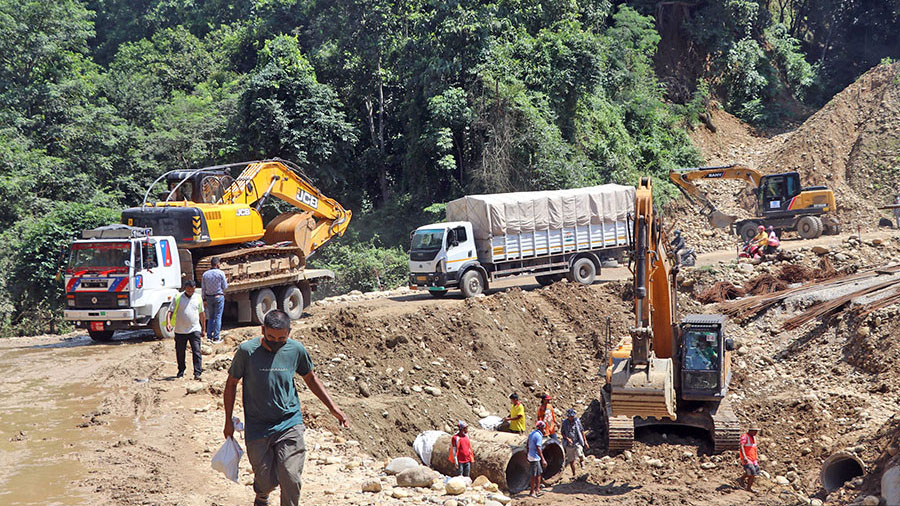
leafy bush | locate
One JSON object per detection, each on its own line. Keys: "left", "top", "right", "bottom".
{"left": 312, "top": 241, "right": 408, "bottom": 297}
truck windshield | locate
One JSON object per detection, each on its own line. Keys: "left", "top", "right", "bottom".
{"left": 683, "top": 330, "right": 719, "bottom": 371}
{"left": 411, "top": 229, "right": 445, "bottom": 250}
{"left": 68, "top": 242, "right": 131, "bottom": 273}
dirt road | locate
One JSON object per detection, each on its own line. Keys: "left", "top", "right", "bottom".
{"left": 1, "top": 228, "right": 897, "bottom": 505}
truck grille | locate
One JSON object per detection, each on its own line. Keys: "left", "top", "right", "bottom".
{"left": 73, "top": 293, "right": 119, "bottom": 309}
{"left": 410, "top": 249, "right": 439, "bottom": 261}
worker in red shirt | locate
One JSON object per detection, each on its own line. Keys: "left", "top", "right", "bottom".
{"left": 738, "top": 424, "right": 761, "bottom": 492}
{"left": 536, "top": 394, "right": 558, "bottom": 440}
{"left": 450, "top": 420, "right": 474, "bottom": 477}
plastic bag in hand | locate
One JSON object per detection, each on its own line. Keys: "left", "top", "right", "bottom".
{"left": 211, "top": 437, "right": 244, "bottom": 482}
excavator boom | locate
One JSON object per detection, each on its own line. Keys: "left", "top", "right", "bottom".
{"left": 669, "top": 164, "right": 762, "bottom": 228}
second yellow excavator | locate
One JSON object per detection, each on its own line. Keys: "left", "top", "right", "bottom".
{"left": 670, "top": 164, "right": 839, "bottom": 241}
{"left": 603, "top": 176, "right": 740, "bottom": 453}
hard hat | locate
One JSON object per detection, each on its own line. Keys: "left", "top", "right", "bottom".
{"left": 541, "top": 394, "right": 551, "bottom": 401}
{"left": 749, "top": 424, "right": 761, "bottom": 431}
{"left": 536, "top": 420, "right": 546, "bottom": 428}
{"left": 766, "top": 226, "right": 774, "bottom": 231}
{"left": 458, "top": 420, "right": 468, "bottom": 430}
{"left": 673, "top": 230, "right": 682, "bottom": 236}
{"left": 757, "top": 225, "right": 765, "bottom": 231}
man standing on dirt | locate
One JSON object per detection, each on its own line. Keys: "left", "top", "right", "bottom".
{"left": 561, "top": 408, "right": 588, "bottom": 477}
{"left": 223, "top": 310, "right": 349, "bottom": 506}
{"left": 450, "top": 421, "right": 474, "bottom": 477}
{"left": 537, "top": 394, "right": 557, "bottom": 440}
{"left": 202, "top": 257, "right": 227, "bottom": 343}
{"left": 738, "top": 425, "right": 761, "bottom": 492}
{"left": 165, "top": 279, "right": 205, "bottom": 379}
{"left": 504, "top": 393, "right": 526, "bottom": 434}
{"left": 893, "top": 195, "right": 900, "bottom": 229}
{"left": 527, "top": 420, "right": 548, "bottom": 498}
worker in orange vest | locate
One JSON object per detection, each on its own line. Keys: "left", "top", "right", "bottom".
{"left": 738, "top": 424, "right": 761, "bottom": 492}
{"left": 536, "top": 394, "right": 557, "bottom": 440}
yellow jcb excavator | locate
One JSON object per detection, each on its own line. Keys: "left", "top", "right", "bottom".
{"left": 603, "top": 177, "right": 740, "bottom": 453}
{"left": 670, "top": 164, "right": 839, "bottom": 242}
{"left": 121, "top": 159, "right": 351, "bottom": 322}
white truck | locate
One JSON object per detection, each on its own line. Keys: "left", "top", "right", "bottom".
{"left": 63, "top": 225, "right": 333, "bottom": 342}
{"left": 408, "top": 185, "right": 635, "bottom": 297}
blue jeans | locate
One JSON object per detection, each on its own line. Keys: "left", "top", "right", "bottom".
{"left": 206, "top": 294, "right": 225, "bottom": 341}
{"left": 457, "top": 462, "right": 470, "bottom": 477}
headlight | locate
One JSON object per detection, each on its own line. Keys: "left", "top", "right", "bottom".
{"left": 117, "top": 298, "right": 128, "bottom": 307}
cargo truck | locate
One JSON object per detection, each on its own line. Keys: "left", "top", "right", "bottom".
{"left": 408, "top": 185, "right": 635, "bottom": 297}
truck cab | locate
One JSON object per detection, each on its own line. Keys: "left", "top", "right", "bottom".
{"left": 408, "top": 222, "right": 479, "bottom": 296}
{"left": 63, "top": 225, "right": 181, "bottom": 342}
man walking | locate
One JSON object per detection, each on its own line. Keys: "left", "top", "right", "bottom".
{"left": 202, "top": 257, "right": 227, "bottom": 343}
{"left": 738, "top": 425, "right": 761, "bottom": 492}
{"left": 504, "top": 393, "right": 526, "bottom": 434}
{"left": 893, "top": 195, "right": 900, "bottom": 229}
{"left": 166, "top": 280, "right": 205, "bottom": 379}
{"left": 449, "top": 421, "right": 473, "bottom": 477}
{"left": 561, "top": 408, "right": 589, "bottom": 476}
{"left": 224, "top": 310, "right": 348, "bottom": 506}
{"left": 527, "top": 420, "right": 548, "bottom": 498}
{"left": 536, "top": 394, "right": 557, "bottom": 441}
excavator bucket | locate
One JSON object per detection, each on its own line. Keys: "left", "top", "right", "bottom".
{"left": 707, "top": 210, "right": 736, "bottom": 229}
{"left": 608, "top": 357, "right": 676, "bottom": 420}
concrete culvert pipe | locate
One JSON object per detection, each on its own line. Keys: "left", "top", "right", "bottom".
{"left": 820, "top": 451, "right": 866, "bottom": 492}
{"left": 430, "top": 429, "right": 565, "bottom": 493}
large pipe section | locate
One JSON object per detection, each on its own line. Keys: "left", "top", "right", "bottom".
{"left": 429, "top": 428, "right": 564, "bottom": 493}
{"left": 820, "top": 451, "right": 865, "bottom": 492}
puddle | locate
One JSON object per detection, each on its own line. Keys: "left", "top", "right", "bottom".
{"left": 0, "top": 342, "right": 138, "bottom": 504}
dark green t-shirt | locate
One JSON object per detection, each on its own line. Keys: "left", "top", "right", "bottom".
{"left": 228, "top": 337, "right": 314, "bottom": 441}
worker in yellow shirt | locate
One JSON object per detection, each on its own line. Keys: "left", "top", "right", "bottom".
{"left": 504, "top": 393, "right": 526, "bottom": 434}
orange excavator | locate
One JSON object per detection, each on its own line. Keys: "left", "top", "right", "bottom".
{"left": 603, "top": 177, "right": 740, "bottom": 453}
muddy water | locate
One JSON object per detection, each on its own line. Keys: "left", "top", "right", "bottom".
{"left": 0, "top": 335, "right": 138, "bottom": 505}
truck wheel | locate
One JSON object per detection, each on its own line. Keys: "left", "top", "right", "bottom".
{"left": 299, "top": 280, "right": 312, "bottom": 309}
{"left": 738, "top": 222, "right": 760, "bottom": 242}
{"left": 428, "top": 290, "right": 448, "bottom": 298}
{"left": 535, "top": 275, "right": 555, "bottom": 286}
{"left": 459, "top": 270, "right": 485, "bottom": 298}
{"left": 151, "top": 303, "right": 174, "bottom": 340}
{"left": 797, "top": 216, "right": 821, "bottom": 239}
{"left": 278, "top": 285, "right": 305, "bottom": 320}
{"left": 88, "top": 330, "right": 115, "bottom": 342}
{"left": 811, "top": 216, "right": 824, "bottom": 238}
{"left": 251, "top": 288, "right": 277, "bottom": 324}
{"left": 567, "top": 258, "right": 597, "bottom": 285}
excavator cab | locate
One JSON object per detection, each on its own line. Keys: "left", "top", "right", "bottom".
{"left": 757, "top": 173, "right": 801, "bottom": 215}
{"left": 679, "top": 314, "right": 733, "bottom": 402}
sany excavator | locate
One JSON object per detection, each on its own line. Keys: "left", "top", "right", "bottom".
{"left": 64, "top": 159, "right": 351, "bottom": 341}
{"left": 670, "top": 164, "right": 840, "bottom": 242}
{"left": 603, "top": 177, "right": 740, "bottom": 453}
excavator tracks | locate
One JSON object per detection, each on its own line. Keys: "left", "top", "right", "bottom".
{"left": 195, "top": 245, "right": 306, "bottom": 292}
{"left": 710, "top": 397, "right": 742, "bottom": 453}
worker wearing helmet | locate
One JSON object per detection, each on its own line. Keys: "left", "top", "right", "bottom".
{"left": 765, "top": 226, "right": 780, "bottom": 254}
{"left": 753, "top": 225, "right": 768, "bottom": 250}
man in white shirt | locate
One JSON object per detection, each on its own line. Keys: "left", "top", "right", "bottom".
{"left": 166, "top": 280, "right": 206, "bottom": 379}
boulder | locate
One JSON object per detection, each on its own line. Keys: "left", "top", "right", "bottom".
{"left": 391, "top": 488, "right": 409, "bottom": 499}
{"left": 385, "top": 457, "right": 419, "bottom": 475}
{"left": 811, "top": 246, "right": 830, "bottom": 255}
{"left": 445, "top": 476, "right": 467, "bottom": 495}
{"left": 883, "top": 466, "right": 900, "bottom": 506}
{"left": 396, "top": 465, "right": 439, "bottom": 488}
{"left": 361, "top": 480, "right": 382, "bottom": 493}
{"left": 861, "top": 495, "right": 880, "bottom": 506}
{"left": 488, "top": 493, "right": 512, "bottom": 504}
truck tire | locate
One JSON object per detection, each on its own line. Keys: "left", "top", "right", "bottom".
{"left": 535, "top": 275, "right": 555, "bottom": 286}
{"left": 459, "top": 270, "right": 485, "bottom": 298}
{"left": 567, "top": 258, "right": 597, "bottom": 285}
{"left": 151, "top": 303, "right": 174, "bottom": 340}
{"left": 278, "top": 285, "right": 304, "bottom": 320}
{"left": 88, "top": 330, "right": 115, "bottom": 342}
{"left": 811, "top": 216, "right": 824, "bottom": 238}
{"left": 299, "top": 280, "right": 312, "bottom": 309}
{"left": 251, "top": 288, "right": 277, "bottom": 324}
{"left": 797, "top": 216, "right": 821, "bottom": 239}
{"left": 738, "top": 222, "right": 760, "bottom": 243}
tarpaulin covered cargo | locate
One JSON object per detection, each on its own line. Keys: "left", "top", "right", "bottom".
{"left": 446, "top": 185, "right": 635, "bottom": 263}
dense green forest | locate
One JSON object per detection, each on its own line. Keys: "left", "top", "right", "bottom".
{"left": 1, "top": 0, "right": 897, "bottom": 335}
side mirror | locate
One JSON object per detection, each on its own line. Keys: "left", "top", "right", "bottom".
{"left": 125, "top": 260, "right": 132, "bottom": 267}
{"left": 724, "top": 338, "right": 735, "bottom": 352}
